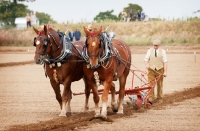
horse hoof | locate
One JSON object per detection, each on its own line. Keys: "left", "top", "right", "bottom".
{"left": 83, "top": 107, "right": 89, "bottom": 112}
{"left": 90, "top": 115, "right": 113, "bottom": 122}
{"left": 111, "top": 104, "right": 118, "bottom": 112}
{"left": 117, "top": 110, "right": 124, "bottom": 114}
{"left": 59, "top": 112, "right": 67, "bottom": 117}
{"left": 66, "top": 112, "right": 72, "bottom": 117}
{"left": 112, "top": 108, "right": 118, "bottom": 112}
{"left": 59, "top": 114, "right": 66, "bottom": 117}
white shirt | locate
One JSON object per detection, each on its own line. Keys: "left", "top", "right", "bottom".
{"left": 144, "top": 48, "right": 167, "bottom": 63}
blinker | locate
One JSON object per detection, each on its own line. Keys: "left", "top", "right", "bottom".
{"left": 36, "top": 40, "right": 40, "bottom": 45}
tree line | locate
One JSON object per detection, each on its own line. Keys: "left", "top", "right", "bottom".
{"left": 0, "top": 0, "right": 56, "bottom": 27}
{"left": 0, "top": 1, "right": 142, "bottom": 27}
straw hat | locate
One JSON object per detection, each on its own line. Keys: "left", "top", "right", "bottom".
{"left": 152, "top": 39, "right": 161, "bottom": 45}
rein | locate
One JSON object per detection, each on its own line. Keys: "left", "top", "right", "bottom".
{"left": 48, "top": 31, "right": 60, "bottom": 57}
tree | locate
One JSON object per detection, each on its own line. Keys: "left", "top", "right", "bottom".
{"left": 0, "top": 0, "right": 57, "bottom": 26}
{"left": 8, "top": 0, "right": 35, "bottom": 4}
{"left": 36, "top": 12, "right": 57, "bottom": 25}
{"left": 0, "top": 1, "right": 30, "bottom": 25}
{"left": 0, "top": 0, "right": 35, "bottom": 4}
{"left": 119, "top": 3, "right": 143, "bottom": 21}
{"left": 94, "top": 10, "right": 119, "bottom": 22}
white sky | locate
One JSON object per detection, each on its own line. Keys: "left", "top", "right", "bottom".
{"left": 22, "top": 0, "right": 200, "bottom": 23}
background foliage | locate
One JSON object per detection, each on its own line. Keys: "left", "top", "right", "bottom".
{"left": 0, "top": 21, "right": 200, "bottom": 46}
{"left": 0, "top": 1, "right": 199, "bottom": 46}
{"left": 0, "top": 0, "right": 56, "bottom": 26}
{"left": 0, "top": 1, "right": 30, "bottom": 25}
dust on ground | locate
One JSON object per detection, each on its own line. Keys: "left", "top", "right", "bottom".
{"left": 0, "top": 45, "right": 200, "bottom": 131}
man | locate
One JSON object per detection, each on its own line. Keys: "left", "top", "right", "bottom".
{"left": 87, "top": 23, "right": 93, "bottom": 31}
{"left": 30, "top": 11, "right": 36, "bottom": 25}
{"left": 144, "top": 39, "right": 168, "bottom": 104}
{"left": 137, "top": 10, "right": 141, "bottom": 21}
{"left": 68, "top": 30, "right": 74, "bottom": 42}
{"left": 26, "top": 13, "right": 31, "bottom": 28}
{"left": 74, "top": 29, "right": 81, "bottom": 41}
{"left": 129, "top": 7, "right": 134, "bottom": 21}
{"left": 121, "top": 9, "right": 127, "bottom": 22}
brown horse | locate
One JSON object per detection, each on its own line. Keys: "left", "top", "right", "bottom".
{"left": 82, "top": 26, "right": 131, "bottom": 118}
{"left": 33, "top": 25, "right": 90, "bottom": 117}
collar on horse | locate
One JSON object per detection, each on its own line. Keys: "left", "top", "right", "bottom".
{"left": 82, "top": 32, "right": 113, "bottom": 69}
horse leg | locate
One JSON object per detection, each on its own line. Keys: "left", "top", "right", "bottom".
{"left": 101, "top": 80, "right": 112, "bottom": 118}
{"left": 66, "top": 97, "right": 72, "bottom": 117}
{"left": 88, "top": 81, "right": 100, "bottom": 117}
{"left": 117, "top": 75, "right": 127, "bottom": 114}
{"left": 59, "top": 81, "right": 72, "bottom": 117}
{"left": 83, "top": 76, "right": 91, "bottom": 112}
{"left": 110, "top": 82, "right": 118, "bottom": 112}
{"left": 50, "top": 80, "right": 62, "bottom": 110}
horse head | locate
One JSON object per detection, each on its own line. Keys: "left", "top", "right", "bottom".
{"left": 33, "top": 25, "right": 61, "bottom": 64}
{"left": 83, "top": 26, "right": 103, "bottom": 69}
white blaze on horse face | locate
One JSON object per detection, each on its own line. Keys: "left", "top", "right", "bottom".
{"left": 92, "top": 41, "right": 96, "bottom": 47}
{"left": 36, "top": 40, "right": 40, "bottom": 45}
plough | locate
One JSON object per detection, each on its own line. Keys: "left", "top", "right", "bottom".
{"left": 73, "top": 69, "right": 163, "bottom": 108}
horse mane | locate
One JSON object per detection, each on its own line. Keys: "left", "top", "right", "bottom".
{"left": 46, "top": 28, "right": 61, "bottom": 47}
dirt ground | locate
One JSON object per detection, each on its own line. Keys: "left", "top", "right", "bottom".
{"left": 0, "top": 45, "right": 200, "bottom": 131}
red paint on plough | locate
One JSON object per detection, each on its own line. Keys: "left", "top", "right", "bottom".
{"left": 73, "top": 69, "right": 163, "bottom": 108}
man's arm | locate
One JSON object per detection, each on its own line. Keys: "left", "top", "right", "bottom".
{"left": 163, "top": 62, "right": 168, "bottom": 77}
{"left": 144, "top": 49, "right": 150, "bottom": 69}
{"left": 144, "top": 60, "right": 149, "bottom": 69}
{"left": 162, "top": 49, "right": 168, "bottom": 77}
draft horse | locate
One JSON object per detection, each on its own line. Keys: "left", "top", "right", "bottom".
{"left": 82, "top": 26, "right": 131, "bottom": 118}
{"left": 33, "top": 25, "right": 90, "bottom": 117}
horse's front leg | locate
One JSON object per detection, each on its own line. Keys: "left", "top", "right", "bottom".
{"left": 59, "top": 81, "right": 72, "bottom": 117}
{"left": 88, "top": 81, "right": 100, "bottom": 117}
{"left": 50, "top": 80, "right": 62, "bottom": 110}
{"left": 101, "top": 80, "right": 112, "bottom": 118}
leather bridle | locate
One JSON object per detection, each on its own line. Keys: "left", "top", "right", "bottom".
{"left": 34, "top": 35, "right": 50, "bottom": 55}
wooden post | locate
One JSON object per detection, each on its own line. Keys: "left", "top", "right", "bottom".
{"left": 194, "top": 51, "right": 196, "bottom": 63}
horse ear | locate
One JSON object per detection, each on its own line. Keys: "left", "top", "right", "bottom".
{"left": 96, "top": 26, "right": 102, "bottom": 35}
{"left": 44, "top": 25, "right": 48, "bottom": 36}
{"left": 83, "top": 26, "right": 90, "bottom": 36}
{"left": 33, "top": 26, "right": 39, "bottom": 34}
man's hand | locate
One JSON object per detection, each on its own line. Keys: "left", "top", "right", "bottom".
{"left": 163, "top": 72, "right": 167, "bottom": 77}
{"left": 145, "top": 63, "right": 150, "bottom": 69}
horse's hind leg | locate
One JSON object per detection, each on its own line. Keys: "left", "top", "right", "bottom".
{"left": 117, "top": 75, "right": 128, "bottom": 114}
{"left": 110, "top": 82, "right": 118, "bottom": 112}
{"left": 83, "top": 76, "right": 91, "bottom": 112}
{"left": 50, "top": 80, "right": 62, "bottom": 109}
{"left": 60, "top": 82, "right": 72, "bottom": 117}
